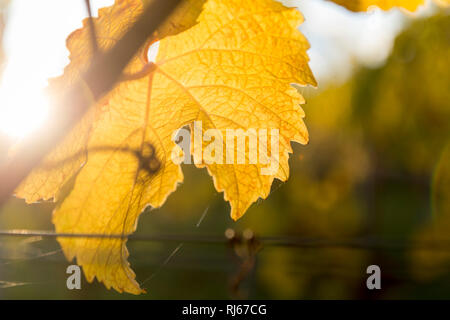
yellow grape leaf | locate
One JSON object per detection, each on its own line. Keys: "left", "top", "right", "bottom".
{"left": 17, "top": 0, "right": 315, "bottom": 294}
{"left": 15, "top": 0, "right": 205, "bottom": 203}
{"left": 329, "top": 0, "right": 426, "bottom": 11}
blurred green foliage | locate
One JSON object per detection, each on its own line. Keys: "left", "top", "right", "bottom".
{"left": 0, "top": 12, "right": 449, "bottom": 299}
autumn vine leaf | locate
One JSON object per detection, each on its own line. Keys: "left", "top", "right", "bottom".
{"left": 329, "top": 0, "right": 423, "bottom": 11}
{"left": 330, "top": 0, "right": 449, "bottom": 11}
{"left": 15, "top": 0, "right": 315, "bottom": 294}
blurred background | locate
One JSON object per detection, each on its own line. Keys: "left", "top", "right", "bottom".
{"left": 0, "top": 0, "right": 449, "bottom": 299}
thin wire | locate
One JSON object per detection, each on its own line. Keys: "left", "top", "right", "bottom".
{"left": 140, "top": 243, "right": 184, "bottom": 287}
{"left": 0, "top": 229, "right": 225, "bottom": 244}
{"left": 0, "top": 249, "right": 62, "bottom": 266}
{"left": 1, "top": 229, "right": 450, "bottom": 251}
{"left": 140, "top": 206, "right": 209, "bottom": 287}
{"left": 0, "top": 280, "right": 32, "bottom": 289}
{"left": 196, "top": 206, "right": 209, "bottom": 228}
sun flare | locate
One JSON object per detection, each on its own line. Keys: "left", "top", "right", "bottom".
{"left": 0, "top": 0, "right": 114, "bottom": 141}
{"left": 0, "top": 82, "right": 50, "bottom": 140}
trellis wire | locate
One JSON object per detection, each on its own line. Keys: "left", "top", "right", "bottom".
{"left": 1, "top": 229, "right": 450, "bottom": 251}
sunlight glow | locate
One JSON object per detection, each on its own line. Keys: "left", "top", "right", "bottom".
{"left": 0, "top": 82, "right": 50, "bottom": 139}
{"left": 0, "top": 0, "right": 113, "bottom": 141}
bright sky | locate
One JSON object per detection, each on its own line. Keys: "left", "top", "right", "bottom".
{"left": 0, "top": 0, "right": 435, "bottom": 139}
{"left": 290, "top": 0, "right": 435, "bottom": 82}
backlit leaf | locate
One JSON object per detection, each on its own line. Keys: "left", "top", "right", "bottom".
{"left": 329, "top": 0, "right": 425, "bottom": 11}
{"left": 16, "top": 0, "right": 315, "bottom": 294}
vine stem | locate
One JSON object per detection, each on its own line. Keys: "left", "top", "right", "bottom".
{"left": 0, "top": 0, "right": 181, "bottom": 206}
{"left": 84, "top": 0, "right": 99, "bottom": 53}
